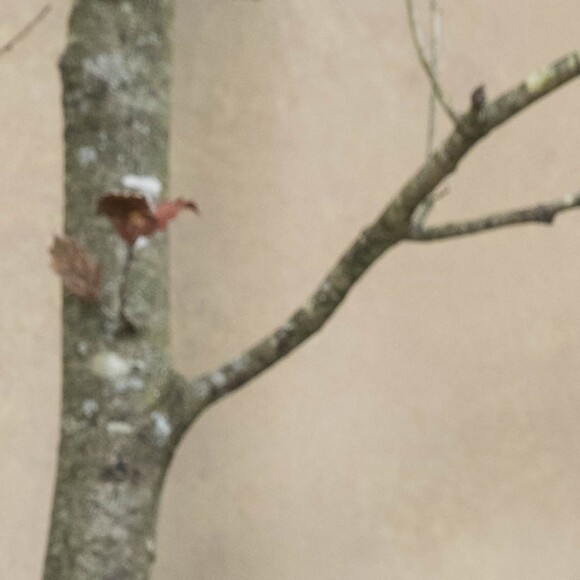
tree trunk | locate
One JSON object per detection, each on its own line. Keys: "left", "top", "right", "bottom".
{"left": 43, "top": 2, "right": 178, "bottom": 578}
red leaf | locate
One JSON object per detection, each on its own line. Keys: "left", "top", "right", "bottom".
{"left": 154, "top": 199, "right": 199, "bottom": 230}
{"left": 97, "top": 192, "right": 157, "bottom": 245}
{"left": 50, "top": 236, "right": 101, "bottom": 302}
{"left": 98, "top": 192, "right": 199, "bottom": 245}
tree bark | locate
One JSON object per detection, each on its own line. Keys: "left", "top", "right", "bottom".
{"left": 43, "top": 2, "right": 178, "bottom": 579}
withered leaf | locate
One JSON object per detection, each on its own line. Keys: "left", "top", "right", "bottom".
{"left": 97, "top": 192, "right": 157, "bottom": 245}
{"left": 154, "top": 198, "right": 199, "bottom": 230}
{"left": 50, "top": 236, "right": 101, "bottom": 302}
{"left": 97, "top": 192, "right": 199, "bottom": 245}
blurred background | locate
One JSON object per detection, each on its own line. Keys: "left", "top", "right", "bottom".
{"left": 2, "top": 1, "right": 580, "bottom": 579}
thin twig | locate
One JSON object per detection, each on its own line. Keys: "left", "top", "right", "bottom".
{"left": 0, "top": 5, "right": 51, "bottom": 58}
{"left": 405, "top": 0, "right": 460, "bottom": 127}
{"left": 426, "top": 0, "right": 440, "bottom": 156}
{"left": 174, "top": 51, "right": 580, "bottom": 424}
{"left": 408, "top": 191, "right": 580, "bottom": 241}
{"left": 412, "top": 0, "right": 443, "bottom": 227}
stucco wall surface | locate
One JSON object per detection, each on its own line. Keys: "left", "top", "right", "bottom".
{"left": 2, "top": 2, "right": 580, "bottom": 579}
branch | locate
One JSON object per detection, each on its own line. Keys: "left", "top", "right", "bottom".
{"left": 412, "top": 0, "right": 442, "bottom": 227}
{"left": 0, "top": 5, "right": 51, "bottom": 58}
{"left": 175, "top": 50, "right": 580, "bottom": 425}
{"left": 394, "top": 51, "right": 580, "bottom": 226}
{"left": 425, "top": 0, "right": 441, "bottom": 157}
{"left": 408, "top": 191, "right": 580, "bottom": 241}
{"left": 178, "top": 222, "right": 400, "bottom": 419}
{"left": 405, "top": 0, "right": 460, "bottom": 128}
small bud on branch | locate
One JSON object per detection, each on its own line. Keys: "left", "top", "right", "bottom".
{"left": 471, "top": 85, "right": 487, "bottom": 112}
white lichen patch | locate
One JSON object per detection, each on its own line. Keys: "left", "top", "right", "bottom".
{"left": 132, "top": 120, "right": 150, "bottom": 135}
{"left": 193, "top": 379, "right": 211, "bottom": 400}
{"left": 210, "top": 371, "right": 228, "bottom": 389}
{"left": 525, "top": 67, "right": 557, "bottom": 95}
{"left": 76, "top": 341, "right": 89, "bottom": 357}
{"left": 121, "top": 174, "right": 162, "bottom": 201}
{"left": 83, "top": 53, "right": 138, "bottom": 91}
{"left": 150, "top": 412, "right": 172, "bottom": 446}
{"left": 145, "top": 537, "right": 156, "bottom": 560}
{"left": 114, "top": 376, "right": 145, "bottom": 392}
{"left": 114, "top": 241, "right": 129, "bottom": 265}
{"left": 76, "top": 146, "right": 98, "bottom": 167}
{"left": 321, "top": 280, "right": 333, "bottom": 293}
{"left": 563, "top": 193, "right": 578, "bottom": 207}
{"left": 121, "top": 1, "right": 133, "bottom": 14}
{"left": 110, "top": 525, "right": 129, "bottom": 541}
{"left": 90, "top": 351, "right": 131, "bottom": 380}
{"left": 231, "top": 355, "right": 250, "bottom": 373}
{"left": 82, "top": 399, "right": 99, "bottom": 419}
{"left": 137, "top": 34, "right": 161, "bottom": 49}
{"left": 134, "top": 236, "right": 150, "bottom": 251}
{"left": 106, "top": 421, "right": 134, "bottom": 436}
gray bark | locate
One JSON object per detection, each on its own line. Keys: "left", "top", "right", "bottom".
{"left": 43, "top": 2, "right": 179, "bottom": 579}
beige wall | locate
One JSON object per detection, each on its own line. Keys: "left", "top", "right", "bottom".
{"left": 2, "top": 1, "right": 580, "bottom": 579}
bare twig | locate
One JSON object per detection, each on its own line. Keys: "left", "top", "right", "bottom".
{"left": 173, "top": 51, "right": 580, "bottom": 425}
{"left": 412, "top": 0, "right": 443, "bottom": 227}
{"left": 425, "top": 0, "right": 440, "bottom": 156}
{"left": 391, "top": 52, "right": 580, "bottom": 223}
{"left": 408, "top": 191, "right": 580, "bottom": 241}
{"left": 0, "top": 5, "right": 51, "bottom": 58}
{"left": 405, "top": 0, "right": 460, "bottom": 127}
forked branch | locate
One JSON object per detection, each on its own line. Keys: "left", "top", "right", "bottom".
{"left": 173, "top": 51, "right": 580, "bottom": 426}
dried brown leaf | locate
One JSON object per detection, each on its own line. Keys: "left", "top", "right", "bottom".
{"left": 50, "top": 236, "right": 101, "bottom": 302}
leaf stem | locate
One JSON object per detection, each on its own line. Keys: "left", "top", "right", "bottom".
{"left": 119, "top": 243, "right": 136, "bottom": 330}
